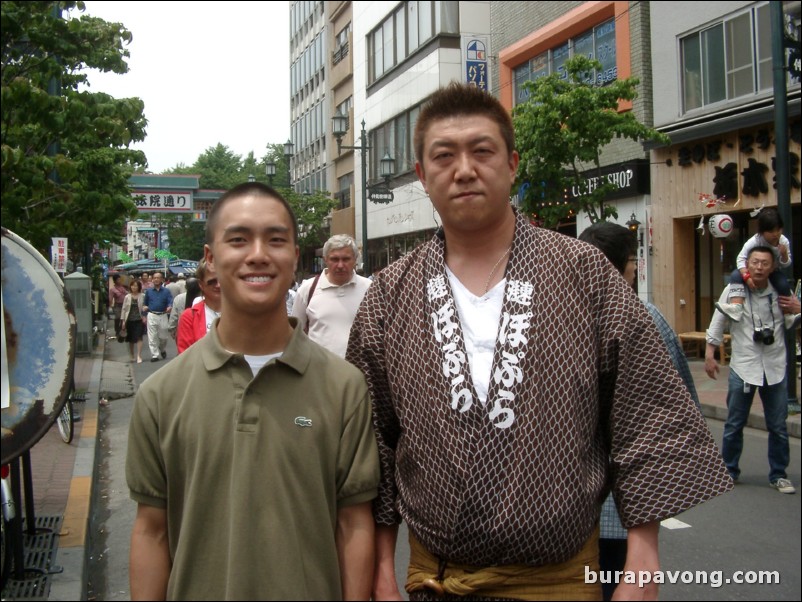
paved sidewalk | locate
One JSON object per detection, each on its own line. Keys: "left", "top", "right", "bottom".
{"left": 18, "top": 321, "right": 135, "bottom": 601}
{"left": 10, "top": 325, "right": 802, "bottom": 600}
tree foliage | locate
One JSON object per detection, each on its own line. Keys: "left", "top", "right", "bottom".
{"left": 513, "top": 56, "right": 669, "bottom": 228}
{"left": 1, "top": 0, "right": 147, "bottom": 256}
{"left": 184, "top": 143, "right": 244, "bottom": 190}
{"left": 164, "top": 214, "right": 205, "bottom": 261}
{"left": 290, "top": 190, "right": 337, "bottom": 272}
{"left": 164, "top": 142, "right": 336, "bottom": 271}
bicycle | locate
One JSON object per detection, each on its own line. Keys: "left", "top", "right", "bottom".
{"left": 56, "top": 383, "right": 85, "bottom": 445}
{"left": 0, "top": 464, "right": 15, "bottom": 591}
{"left": 56, "top": 397, "right": 74, "bottom": 444}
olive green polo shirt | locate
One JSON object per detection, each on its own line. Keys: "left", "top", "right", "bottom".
{"left": 127, "top": 318, "right": 379, "bottom": 600}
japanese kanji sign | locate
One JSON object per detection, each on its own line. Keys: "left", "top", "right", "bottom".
{"left": 131, "top": 191, "right": 194, "bottom": 213}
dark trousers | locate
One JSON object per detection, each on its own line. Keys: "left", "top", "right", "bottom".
{"left": 113, "top": 307, "right": 123, "bottom": 337}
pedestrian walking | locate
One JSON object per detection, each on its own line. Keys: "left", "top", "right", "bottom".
{"left": 108, "top": 274, "right": 128, "bottom": 340}
{"left": 291, "top": 234, "right": 371, "bottom": 357}
{"left": 142, "top": 271, "right": 172, "bottom": 362}
{"left": 120, "top": 280, "right": 146, "bottom": 364}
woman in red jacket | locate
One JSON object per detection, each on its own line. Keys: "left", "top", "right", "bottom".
{"left": 176, "top": 261, "right": 222, "bottom": 353}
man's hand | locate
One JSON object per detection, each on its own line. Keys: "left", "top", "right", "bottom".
{"left": 778, "top": 295, "right": 801, "bottom": 315}
{"left": 704, "top": 344, "right": 719, "bottom": 379}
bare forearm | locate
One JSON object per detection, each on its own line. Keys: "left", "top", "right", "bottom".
{"left": 374, "top": 523, "right": 403, "bottom": 601}
{"left": 612, "top": 520, "right": 660, "bottom": 601}
{"left": 130, "top": 507, "right": 171, "bottom": 600}
{"left": 336, "top": 502, "right": 375, "bottom": 600}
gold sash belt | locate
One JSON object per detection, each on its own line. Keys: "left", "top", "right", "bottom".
{"left": 406, "top": 527, "right": 601, "bottom": 601}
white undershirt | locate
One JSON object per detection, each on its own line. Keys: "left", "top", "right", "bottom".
{"left": 204, "top": 305, "right": 220, "bottom": 332}
{"left": 243, "top": 352, "right": 282, "bottom": 377}
{"left": 446, "top": 266, "right": 506, "bottom": 403}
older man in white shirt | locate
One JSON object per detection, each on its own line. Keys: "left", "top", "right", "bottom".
{"left": 706, "top": 245, "right": 800, "bottom": 494}
{"left": 292, "top": 235, "right": 371, "bottom": 357}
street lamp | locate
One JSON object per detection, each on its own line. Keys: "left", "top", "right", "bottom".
{"left": 265, "top": 160, "right": 276, "bottom": 186}
{"left": 247, "top": 174, "right": 256, "bottom": 183}
{"left": 331, "top": 115, "right": 395, "bottom": 275}
{"left": 626, "top": 213, "right": 644, "bottom": 248}
{"left": 284, "top": 139, "right": 294, "bottom": 188}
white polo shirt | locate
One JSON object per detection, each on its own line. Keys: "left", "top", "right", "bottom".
{"left": 291, "top": 270, "right": 371, "bottom": 357}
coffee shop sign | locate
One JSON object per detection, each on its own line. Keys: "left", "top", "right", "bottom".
{"left": 571, "top": 168, "right": 634, "bottom": 198}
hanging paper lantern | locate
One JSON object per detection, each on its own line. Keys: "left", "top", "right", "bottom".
{"left": 708, "top": 214, "right": 733, "bottom": 238}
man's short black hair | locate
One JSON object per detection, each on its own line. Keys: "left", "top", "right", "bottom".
{"left": 206, "top": 182, "right": 298, "bottom": 245}
{"left": 577, "top": 221, "right": 637, "bottom": 275}
{"left": 747, "top": 245, "right": 776, "bottom": 266}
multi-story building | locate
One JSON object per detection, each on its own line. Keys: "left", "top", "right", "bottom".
{"left": 648, "top": 0, "right": 801, "bottom": 332}
{"left": 290, "top": 1, "right": 329, "bottom": 196}
{"left": 328, "top": 1, "right": 356, "bottom": 238}
{"left": 494, "top": 1, "right": 657, "bottom": 300}
{"left": 311, "top": 1, "right": 799, "bottom": 323}
{"left": 333, "top": 1, "right": 492, "bottom": 272}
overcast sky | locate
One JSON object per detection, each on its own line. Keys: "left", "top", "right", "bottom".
{"left": 82, "top": 1, "right": 291, "bottom": 173}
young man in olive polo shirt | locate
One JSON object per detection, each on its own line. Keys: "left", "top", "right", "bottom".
{"left": 127, "top": 182, "right": 380, "bottom": 600}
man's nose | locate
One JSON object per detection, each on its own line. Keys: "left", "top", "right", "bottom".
{"left": 454, "top": 152, "right": 476, "bottom": 179}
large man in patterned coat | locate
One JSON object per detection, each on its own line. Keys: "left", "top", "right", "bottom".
{"left": 346, "top": 82, "right": 733, "bottom": 601}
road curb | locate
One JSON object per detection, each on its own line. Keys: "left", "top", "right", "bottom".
{"left": 47, "top": 336, "right": 105, "bottom": 602}
{"left": 700, "top": 401, "right": 801, "bottom": 439}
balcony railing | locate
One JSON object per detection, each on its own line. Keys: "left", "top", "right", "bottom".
{"left": 332, "top": 41, "right": 349, "bottom": 66}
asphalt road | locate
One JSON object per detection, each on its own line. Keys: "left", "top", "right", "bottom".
{"left": 86, "top": 346, "right": 801, "bottom": 600}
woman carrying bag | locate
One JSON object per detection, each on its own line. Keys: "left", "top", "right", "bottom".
{"left": 120, "top": 280, "right": 147, "bottom": 363}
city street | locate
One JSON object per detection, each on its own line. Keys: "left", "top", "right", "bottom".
{"left": 5, "top": 324, "right": 799, "bottom": 601}
{"left": 85, "top": 334, "right": 801, "bottom": 601}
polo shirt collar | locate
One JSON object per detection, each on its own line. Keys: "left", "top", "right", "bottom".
{"left": 319, "top": 269, "right": 356, "bottom": 289}
{"left": 200, "top": 316, "right": 313, "bottom": 375}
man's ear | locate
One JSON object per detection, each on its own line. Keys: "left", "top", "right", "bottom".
{"left": 204, "top": 244, "right": 214, "bottom": 272}
{"left": 415, "top": 161, "right": 428, "bottom": 194}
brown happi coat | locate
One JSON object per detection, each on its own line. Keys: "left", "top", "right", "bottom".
{"left": 347, "top": 211, "right": 732, "bottom": 567}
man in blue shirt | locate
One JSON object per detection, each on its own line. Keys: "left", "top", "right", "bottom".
{"left": 143, "top": 271, "right": 173, "bottom": 362}
{"left": 578, "top": 221, "right": 702, "bottom": 600}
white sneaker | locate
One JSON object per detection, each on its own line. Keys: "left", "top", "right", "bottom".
{"left": 770, "top": 478, "right": 796, "bottom": 494}
{"left": 784, "top": 313, "right": 800, "bottom": 330}
{"left": 715, "top": 302, "right": 744, "bottom": 321}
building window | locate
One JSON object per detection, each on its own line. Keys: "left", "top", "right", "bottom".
{"left": 335, "top": 97, "right": 352, "bottom": 126}
{"left": 512, "top": 19, "right": 617, "bottom": 106}
{"left": 333, "top": 24, "right": 350, "bottom": 65}
{"left": 680, "top": 2, "right": 779, "bottom": 112}
{"left": 336, "top": 174, "right": 353, "bottom": 209}
{"left": 368, "top": 104, "right": 421, "bottom": 179}
{"left": 368, "top": 1, "right": 459, "bottom": 85}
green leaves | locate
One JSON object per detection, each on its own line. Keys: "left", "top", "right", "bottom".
{"left": 513, "top": 56, "right": 669, "bottom": 228}
{"left": 1, "top": 1, "right": 146, "bottom": 254}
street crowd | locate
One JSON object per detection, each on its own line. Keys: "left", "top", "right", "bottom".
{"left": 108, "top": 83, "right": 799, "bottom": 602}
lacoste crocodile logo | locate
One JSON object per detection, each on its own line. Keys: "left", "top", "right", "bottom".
{"left": 294, "top": 416, "right": 313, "bottom": 427}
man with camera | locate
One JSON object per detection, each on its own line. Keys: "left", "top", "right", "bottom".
{"left": 706, "top": 246, "right": 800, "bottom": 494}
